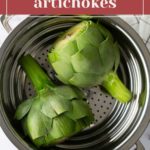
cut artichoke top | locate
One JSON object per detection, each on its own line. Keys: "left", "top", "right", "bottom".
{"left": 48, "top": 20, "right": 120, "bottom": 87}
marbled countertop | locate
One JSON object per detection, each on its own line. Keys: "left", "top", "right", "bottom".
{"left": 0, "top": 15, "right": 150, "bottom": 150}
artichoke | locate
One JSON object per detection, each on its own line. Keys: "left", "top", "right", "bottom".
{"left": 15, "top": 55, "right": 94, "bottom": 147}
{"left": 48, "top": 20, "right": 132, "bottom": 103}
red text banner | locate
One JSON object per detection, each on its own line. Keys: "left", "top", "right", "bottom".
{"left": 0, "top": 0, "right": 146, "bottom": 15}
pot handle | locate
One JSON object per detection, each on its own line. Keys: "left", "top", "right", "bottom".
{"left": 0, "top": 15, "right": 29, "bottom": 33}
{"left": 0, "top": 15, "right": 28, "bottom": 47}
{"left": 0, "top": 15, "right": 12, "bottom": 33}
{"left": 135, "top": 140, "right": 145, "bottom": 150}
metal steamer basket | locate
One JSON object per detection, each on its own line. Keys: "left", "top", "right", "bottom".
{"left": 0, "top": 16, "right": 150, "bottom": 150}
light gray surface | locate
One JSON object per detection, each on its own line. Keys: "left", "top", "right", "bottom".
{"left": 0, "top": 15, "right": 150, "bottom": 150}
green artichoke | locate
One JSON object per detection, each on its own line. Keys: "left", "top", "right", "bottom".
{"left": 15, "top": 55, "right": 94, "bottom": 147}
{"left": 48, "top": 20, "right": 132, "bottom": 103}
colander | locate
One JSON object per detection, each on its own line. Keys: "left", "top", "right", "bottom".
{"left": 0, "top": 15, "right": 150, "bottom": 150}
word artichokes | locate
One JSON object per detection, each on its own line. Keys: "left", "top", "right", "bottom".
{"left": 48, "top": 20, "right": 132, "bottom": 103}
{"left": 15, "top": 55, "right": 94, "bottom": 147}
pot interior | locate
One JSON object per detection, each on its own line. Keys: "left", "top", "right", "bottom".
{"left": 0, "top": 16, "right": 150, "bottom": 150}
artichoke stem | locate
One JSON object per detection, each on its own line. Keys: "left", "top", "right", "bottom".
{"left": 20, "top": 55, "right": 54, "bottom": 92}
{"left": 102, "top": 71, "right": 132, "bottom": 103}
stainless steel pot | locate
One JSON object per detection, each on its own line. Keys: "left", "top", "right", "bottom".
{"left": 0, "top": 15, "right": 150, "bottom": 150}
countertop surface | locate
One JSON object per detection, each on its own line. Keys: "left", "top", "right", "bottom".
{"left": 0, "top": 15, "right": 150, "bottom": 150}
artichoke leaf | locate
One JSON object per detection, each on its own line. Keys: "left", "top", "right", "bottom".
{"left": 50, "top": 115, "right": 75, "bottom": 139}
{"left": 49, "top": 41, "right": 78, "bottom": 63}
{"left": 54, "top": 86, "right": 79, "bottom": 100}
{"left": 49, "top": 97, "right": 72, "bottom": 115}
{"left": 27, "top": 99, "right": 52, "bottom": 140}
{"left": 41, "top": 93, "right": 71, "bottom": 118}
{"left": 48, "top": 51, "right": 59, "bottom": 63}
{"left": 14, "top": 98, "right": 34, "bottom": 120}
{"left": 71, "top": 86, "right": 86, "bottom": 99}
{"left": 27, "top": 109, "right": 52, "bottom": 140}
{"left": 33, "top": 136, "right": 46, "bottom": 147}
{"left": 69, "top": 72, "right": 103, "bottom": 87}
{"left": 97, "top": 23, "right": 113, "bottom": 41}
{"left": 99, "top": 37, "right": 115, "bottom": 74}
{"left": 83, "top": 116, "right": 94, "bottom": 126}
{"left": 54, "top": 40, "right": 78, "bottom": 58}
{"left": 113, "top": 42, "right": 120, "bottom": 72}
{"left": 71, "top": 44, "right": 102, "bottom": 74}
{"left": 76, "top": 23, "right": 104, "bottom": 49}
{"left": 52, "top": 60, "right": 74, "bottom": 81}
{"left": 66, "top": 100, "right": 93, "bottom": 120}
{"left": 75, "top": 119, "right": 87, "bottom": 132}
{"left": 56, "top": 75, "right": 69, "bottom": 84}
{"left": 52, "top": 21, "right": 87, "bottom": 51}
{"left": 41, "top": 99, "right": 57, "bottom": 119}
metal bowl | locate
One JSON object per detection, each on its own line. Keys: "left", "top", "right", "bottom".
{"left": 0, "top": 16, "right": 150, "bottom": 150}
